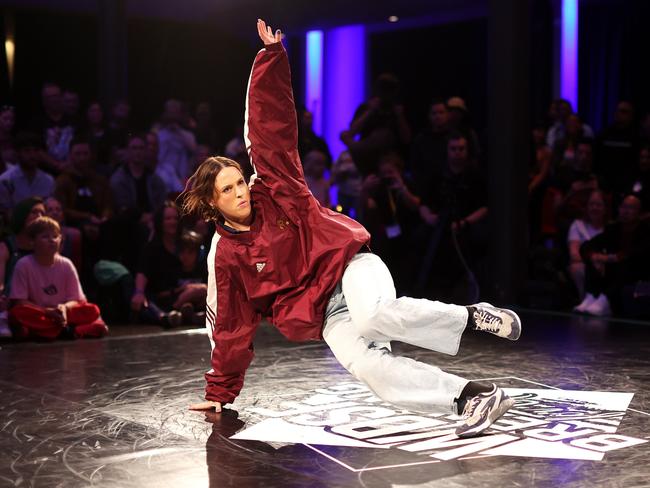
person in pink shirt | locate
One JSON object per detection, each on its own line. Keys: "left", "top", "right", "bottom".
{"left": 9, "top": 216, "right": 107, "bottom": 340}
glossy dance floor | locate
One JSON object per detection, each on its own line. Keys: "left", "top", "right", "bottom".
{"left": 1, "top": 311, "right": 649, "bottom": 487}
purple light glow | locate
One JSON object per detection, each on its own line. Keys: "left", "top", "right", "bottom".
{"left": 322, "top": 25, "right": 366, "bottom": 160}
{"left": 561, "top": 0, "right": 578, "bottom": 111}
{"left": 305, "top": 30, "right": 324, "bottom": 136}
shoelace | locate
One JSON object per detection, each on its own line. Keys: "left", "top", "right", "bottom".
{"left": 473, "top": 309, "right": 502, "bottom": 333}
{"left": 461, "top": 394, "right": 483, "bottom": 418}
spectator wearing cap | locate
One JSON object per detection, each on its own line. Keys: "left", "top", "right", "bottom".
{"left": 446, "top": 96, "right": 481, "bottom": 164}
{"left": 0, "top": 132, "right": 54, "bottom": 212}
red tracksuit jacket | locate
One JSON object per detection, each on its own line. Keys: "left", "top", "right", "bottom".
{"left": 204, "top": 41, "right": 370, "bottom": 404}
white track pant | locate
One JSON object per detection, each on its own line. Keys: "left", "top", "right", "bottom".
{"left": 323, "top": 252, "right": 470, "bottom": 414}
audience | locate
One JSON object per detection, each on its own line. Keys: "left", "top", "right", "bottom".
{"left": 0, "top": 58, "right": 648, "bottom": 337}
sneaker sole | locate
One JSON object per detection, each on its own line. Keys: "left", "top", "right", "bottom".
{"left": 476, "top": 302, "right": 521, "bottom": 341}
{"left": 455, "top": 397, "right": 515, "bottom": 438}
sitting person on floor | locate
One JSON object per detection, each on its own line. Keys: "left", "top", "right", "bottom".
{"left": 8, "top": 216, "right": 108, "bottom": 340}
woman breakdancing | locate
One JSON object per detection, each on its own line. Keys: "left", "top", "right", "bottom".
{"left": 182, "top": 19, "right": 521, "bottom": 438}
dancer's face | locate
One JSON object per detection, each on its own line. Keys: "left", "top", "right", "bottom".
{"left": 213, "top": 166, "right": 251, "bottom": 229}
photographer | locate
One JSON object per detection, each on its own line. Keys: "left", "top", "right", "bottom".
{"left": 361, "top": 152, "right": 420, "bottom": 293}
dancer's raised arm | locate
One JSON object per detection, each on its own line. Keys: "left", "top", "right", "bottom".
{"left": 245, "top": 20, "right": 306, "bottom": 188}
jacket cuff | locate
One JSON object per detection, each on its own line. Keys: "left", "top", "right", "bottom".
{"left": 264, "top": 41, "right": 284, "bottom": 52}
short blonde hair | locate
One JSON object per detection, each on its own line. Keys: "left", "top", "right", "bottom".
{"left": 26, "top": 216, "right": 61, "bottom": 240}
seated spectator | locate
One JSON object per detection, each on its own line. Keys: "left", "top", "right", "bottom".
{"left": 0, "top": 198, "right": 46, "bottom": 337}
{"left": 579, "top": 194, "right": 650, "bottom": 316}
{"left": 625, "top": 145, "right": 650, "bottom": 219}
{"left": 361, "top": 152, "right": 420, "bottom": 293}
{"left": 54, "top": 137, "right": 112, "bottom": 228}
{"left": 331, "top": 150, "right": 362, "bottom": 218}
{"left": 176, "top": 230, "right": 208, "bottom": 324}
{"left": 104, "top": 99, "right": 132, "bottom": 167}
{"left": 45, "top": 196, "right": 82, "bottom": 272}
{"left": 303, "top": 150, "right": 330, "bottom": 207}
{"left": 545, "top": 139, "right": 600, "bottom": 237}
{"left": 83, "top": 101, "right": 111, "bottom": 173}
{"left": 340, "top": 73, "right": 411, "bottom": 175}
{"left": 8, "top": 216, "right": 107, "bottom": 340}
{"left": 193, "top": 101, "right": 219, "bottom": 150}
{"left": 0, "top": 198, "right": 46, "bottom": 295}
{"left": 155, "top": 99, "right": 197, "bottom": 194}
{"left": 596, "top": 100, "right": 638, "bottom": 193}
{"left": 552, "top": 114, "right": 590, "bottom": 171}
{"left": 546, "top": 99, "right": 594, "bottom": 149}
{"left": 62, "top": 90, "right": 81, "bottom": 127}
{"left": 130, "top": 201, "right": 206, "bottom": 326}
{"left": 569, "top": 190, "right": 607, "bottom": 309}
{"left": 0, "top": 132, "right": 54, "bottom": 213}
{"left": 30, "top": 82, "right": 76, "bottom": 173}
{"left": 108, "top": 134, "right": 167, "bottom": 271}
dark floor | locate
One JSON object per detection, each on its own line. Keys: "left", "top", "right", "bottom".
{"left": 1, "top": 310, "right": 649, "bottom": 488}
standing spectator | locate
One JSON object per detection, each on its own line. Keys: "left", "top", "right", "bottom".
{"left": 0, "top": 105, "right": 15, "bottom": 153}
{"left": 0, "top": 132, "right": 54, "bottom": 212}
{"left": 156, "top": 99, "right": 197, "bottom": 193}
{"left": 44, "top": 196, "right": 82, "bottom": 272}
{"left": 9, "top": 216, "right": 107, "bottom": 340}
{"left": 30, "top": 82, "right": 75, "bottom": 171}
{"left": 569, "top": 190, "right": 607, "bottom": 309}
{"left": 410, "top": 99, "right": 450, "bottom": 198}
{"left": 340, "top": 73, "right": 411, "bottom": 175}
{"left": 303, "top": 150, "right": 330, "bottom": 207}
{"left": 298, "top": 107, "right": 331, "bottom": 166}
{"left": 446, "top": 97, "right": 481, "bottom": 164}
{"left": 361, "top": 152, "right": 421, "bottom": 293}
{"left": 579, "top": 194, "right": 650, "bottom": 316}
{"left": 417, "top": 134, "right": 488, "bottom": 302}
{"left": 596, "top": 100, "right": 639, "bottom": 193}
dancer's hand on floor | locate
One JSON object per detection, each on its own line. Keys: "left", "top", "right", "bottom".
{"left": 257, "top": 19, "right": 282, "bottom": 45}
{"left": 189, "top": 401, "right": 222, "bottom": 412}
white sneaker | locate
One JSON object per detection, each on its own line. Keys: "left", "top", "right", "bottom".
{"left": 455, "top": 384, "right": 515, "bottom": 438}
{"left": 584, "top": 294, "right": 611, "bottom": 316}
{"left": 471, "top": 302, "right": 521, "bottom": 340}
{"left": 573, "top": 293, "right": 597, "bottom": 313}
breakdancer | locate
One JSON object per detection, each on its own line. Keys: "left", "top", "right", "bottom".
{"left": 182, "top": 19, "right": 521, "bottom": 438}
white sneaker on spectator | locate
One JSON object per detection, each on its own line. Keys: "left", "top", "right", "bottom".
{"left": 573, "top": 293, "right": 597, "bottom": 313}
{"left": 584, "top": 293, "right": 611, "bottom": 316}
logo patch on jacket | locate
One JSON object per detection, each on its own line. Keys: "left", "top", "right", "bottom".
{"left": 277, "top": 218, "right": 290, "bottom": 230}
{"left": 256, "top": 262, "right": 266, "bottom": 272}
